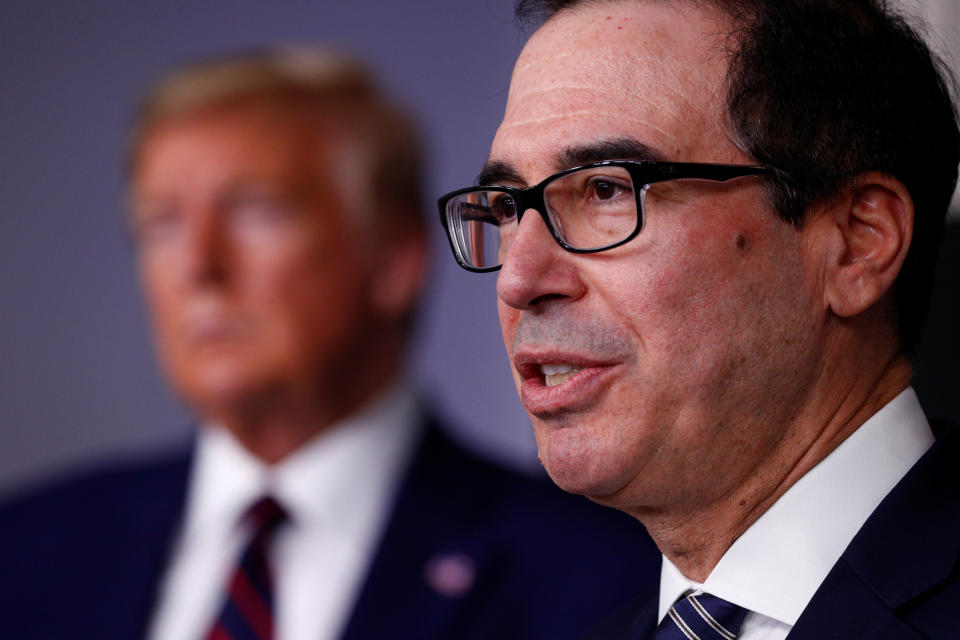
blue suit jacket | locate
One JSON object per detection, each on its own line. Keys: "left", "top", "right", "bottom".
{"left": 0, "top": 418, "right": 659, "bottom": 639}
{"left": 585, "top": 422, "right": 960, "bottom": 639}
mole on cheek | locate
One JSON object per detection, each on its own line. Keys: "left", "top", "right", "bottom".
{"left": 735, "top": 234, "right": 747, "bottom": 252}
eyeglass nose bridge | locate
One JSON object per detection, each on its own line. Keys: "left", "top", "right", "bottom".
{"left": 509, "top": 183, "right": 572, "bottom": 251}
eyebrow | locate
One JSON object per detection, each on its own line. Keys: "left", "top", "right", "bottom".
{"left": 476, "top": 160, "right": 524, "bottom": 187}
{"left": 556, "top": 138, "right": 667, "bottom": 171}
{"left": 477, "top": 137, "right": 668, "bottom": 187}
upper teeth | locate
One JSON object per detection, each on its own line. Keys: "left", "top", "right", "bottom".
{"left": 541, "top": 364, "right": 583, "bottom": 387}
{"left": 541, "top": 364, "right": 576, "bottom": 376}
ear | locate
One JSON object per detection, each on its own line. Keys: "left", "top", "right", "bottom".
{"left": 369, "top": 227, "right": 429, "bottom": 320}
{"left": 820, "top": 172, "right": 913, "bottom": 318}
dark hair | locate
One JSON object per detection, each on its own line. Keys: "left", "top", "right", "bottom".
{"left": 516, "top": 0, "right": 960, "bottom": 350}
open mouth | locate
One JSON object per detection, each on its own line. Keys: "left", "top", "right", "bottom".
{"left": 541, "top": 363, "right": 585, "bottom": 387}
{"left": 513, "top": 353, "right": 622, "bottom": 417}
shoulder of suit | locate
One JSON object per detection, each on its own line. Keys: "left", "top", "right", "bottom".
{"left": 0, "top": 440, "right": 193, "bottom": 527}
{"left": 414, "top": 417, "right": 652, "bottom": 548}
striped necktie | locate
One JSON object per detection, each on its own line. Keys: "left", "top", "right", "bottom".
{"left": 206, "top": 496, "right": 288, "bottom": 640}
{"left": 651, "top": 592, "right": 748, "bottom": 640}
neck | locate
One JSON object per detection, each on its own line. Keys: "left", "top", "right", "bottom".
{"left": 636, "top": 351, "right": 912, "bottom": 582}
{"left": 206, "top": 366, "right": 401, "bottom": 465}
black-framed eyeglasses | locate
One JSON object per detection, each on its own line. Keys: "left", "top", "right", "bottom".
{"left": 438, "top": 160, "right": 773, "bottom": 272}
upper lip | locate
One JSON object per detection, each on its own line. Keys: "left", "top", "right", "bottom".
{"left": 182, "top": 308, "right": 248, "bottom": 343}
{"left": 513, "top": 349, "right": 619, "bottom": 381}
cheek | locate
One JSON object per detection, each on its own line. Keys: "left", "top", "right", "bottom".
{"left": 594, "top": 244, "right": 711, "bottom": 349}
{"left": 601, "top": 222, "right": 788, "bottom": 373}
{"left": 139, "top": 258, "right": 182, "bottom": 339}
{"left": 497, "top": 299, "right": 523, "bottom": 387}
{"left": 246, "top": 221, "right": 350, "bottom": 293}
{"left": 242, "top": 245, "right": 350, "bottom": 337}
{"left": 497, "top": 298, "right": 521, "bottom": 353}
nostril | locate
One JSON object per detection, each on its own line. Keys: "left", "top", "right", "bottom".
{"left": 528, "top": 292, "right": 566, "bottom": 307}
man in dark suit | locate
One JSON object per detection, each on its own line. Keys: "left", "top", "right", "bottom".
{"left": 437, "top": 0, "right": 960, "bottom": 637}
{"left": 0, "top": 48, "right": 659, "bottom": 639}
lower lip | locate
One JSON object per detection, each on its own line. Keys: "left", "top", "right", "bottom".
{"left": 519, "top": 365, "right": 619, "bottom": 418}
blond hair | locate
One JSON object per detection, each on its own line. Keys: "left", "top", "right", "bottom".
{"left": 128, "top": 46, "right": 425, "bottom": 229}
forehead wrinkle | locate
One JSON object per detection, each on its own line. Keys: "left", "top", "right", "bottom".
{"left": 503, "top": 50, "right": 719, "bottom": 144}
{"left": 506, "top": 7, "right": 730, "bottom": 120}
{"left": 493, "top": 1, "right": 744, "bottom": 184}
{"left": 504, "top": 74, "right": 717, "bottom": 123}
{"left": 494, "top": 105, "right": 679, "bottom": 174}
{"left": 498, "top": 108, "right": 676, "bottom": 140}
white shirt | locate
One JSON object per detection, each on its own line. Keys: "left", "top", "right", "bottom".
{"left": 147, "top": 383, "right": 423, "bottom": 640}
{"left": 658, "top": 387, "right": 934, "bottom": 639}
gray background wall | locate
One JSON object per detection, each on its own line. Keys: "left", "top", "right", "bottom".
{"left": 0, "top": 0, "right": 536, "bottom": 496}
{"left": 1, "top": 0, "right": 958, "bottom": 498}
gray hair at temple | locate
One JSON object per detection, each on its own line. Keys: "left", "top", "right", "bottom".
{"left": 127, "top": 46, "right": 426, "bottom": 233}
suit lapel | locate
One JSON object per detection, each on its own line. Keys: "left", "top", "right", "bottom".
{"left": 104, "top": 445, "right": 194, "bottom": 639}
{"left": 24, "top": 443, "right": 196, "bottom": 640}
{"left": 581, "top": 585, "right": 659, "bottom": 640}
{"left": 787, "top": 560, "right": 926, "bottom": 640}
{"left": 788, "top": 423, "right": 960, "bottom": 639}
{"left": 340, "top": 419, "right": 516, "bottom": 639}
{"left": 627, "top": 599, "right": 659, "bottom": 640}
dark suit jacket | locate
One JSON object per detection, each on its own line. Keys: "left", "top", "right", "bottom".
{"left": 0, "top": 418, "right": 659, "bottom": 639}
{"left": 585, "top": 423, "right": 960, "bottom": 639}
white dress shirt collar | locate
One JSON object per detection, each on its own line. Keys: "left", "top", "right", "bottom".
{"left": 149, "top": 381, "right": 424, "bottom": 640}
{"left": 182, "top": 380, "right": 423, "bottom": 544}
{"left": 659, "top": 387, "right": 934, "bottom": 626}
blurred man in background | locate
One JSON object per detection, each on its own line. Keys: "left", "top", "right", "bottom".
{"left": 0, "top": 47, "right": 657, "bottom": 640}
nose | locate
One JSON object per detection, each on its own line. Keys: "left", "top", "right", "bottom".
{"left": 183, "top": 205, "right": 232, "bottom": 289}
{"left": 496, "top": 207, "right": 585, "bottom": 311}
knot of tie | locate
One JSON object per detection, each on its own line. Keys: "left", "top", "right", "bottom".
{"left": 652, "top": 592, "right": 748, "bottom": 640}
{"left": 246, "top": 495, "right": 288, "bottom": 534}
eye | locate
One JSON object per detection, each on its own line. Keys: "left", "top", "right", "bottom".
{"left": 458, "top": 201, "right": 497, "bottom": 225}
{"left": 489, "top": 193, "right": 518, "bottom": 221}
{"left": 230, "top": 193, "right": 293, "bottom": 225}
{"left": 131, "top": 203, "right": 181, "bottom": 246}
{"left": 588, "top": 177, "right": 629, "bottom": 201}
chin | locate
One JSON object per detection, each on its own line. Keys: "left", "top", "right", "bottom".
{"left": 176, "top": 360, "right": 271, "bottom": 416}
{"left": 535, "top": 422, "right": 633, "bottom": 499}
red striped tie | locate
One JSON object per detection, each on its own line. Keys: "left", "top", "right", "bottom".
{"left": 206, "top": 496, "right": 288, "bottom": 640}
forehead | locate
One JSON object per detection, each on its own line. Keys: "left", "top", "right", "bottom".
{"left": 133, "top": 101, "right": 367, "bottom": 195}
{"left": 491, "top": 1, "right": 743, "bottom": 178}
{"left": 134, "top": 104, "right": 309, "bottom": 181}
{"left": 149, "top": 99, "right": 329, "bottom": 149}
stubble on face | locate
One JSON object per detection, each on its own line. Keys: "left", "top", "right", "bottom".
{"left": 493, "top": 3, "right": 825, "bottom": 516}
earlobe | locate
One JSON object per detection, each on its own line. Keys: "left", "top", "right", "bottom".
{"left": 823, "top": 173, "right": 913, "bottom": 318}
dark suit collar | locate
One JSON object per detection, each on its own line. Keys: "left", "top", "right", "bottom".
{"left": 581, "top": 584, "right": 660, "bottom": 640}
{"left": 842, "top": 422, "right": 960, "bottom": 607}
{"left": 72, "top": 440, "right": 194, "bottom": 640}
{"left": 340, "top": 418, "right": 468, "bottom": 638}
{"left": 787, "top": 423, "right": 960, "bottom": 639}
{"left": 339, "top": 416, "right": 521, "bottom": 639}
{"left": 115, "top": 442, "right": 195, "bottom": 638}
{"left": 586, "top": 425, "right": 960, "bottom": 640}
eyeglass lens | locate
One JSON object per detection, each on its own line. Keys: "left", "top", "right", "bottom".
{"left": 445, "top": 165, "right": 639, "bottom": 269}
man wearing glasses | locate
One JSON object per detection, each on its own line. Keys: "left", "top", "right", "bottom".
{"left": 0, "top": 48, "right": 659, "bottom": 639}
{"left": 439, "top": 0, "right": 960, "bottom": 637}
